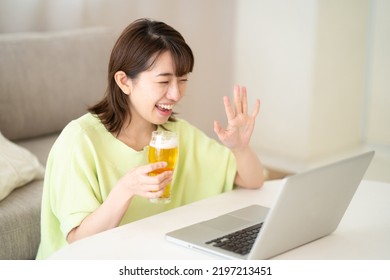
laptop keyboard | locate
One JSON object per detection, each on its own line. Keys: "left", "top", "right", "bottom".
{"left": 205, "top": 222, "right": 263, "bottom": 255}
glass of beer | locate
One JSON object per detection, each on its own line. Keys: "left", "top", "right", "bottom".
{"left": 148, "top": 130, "right": 178, "bottom": 203}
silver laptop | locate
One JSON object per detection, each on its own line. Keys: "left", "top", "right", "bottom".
{"left": 166, "top": 151, "right": 375, "bottom": 259}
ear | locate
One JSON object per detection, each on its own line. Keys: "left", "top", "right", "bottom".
{"left": 114, "top": 71, "right": 132, "bottom": 95}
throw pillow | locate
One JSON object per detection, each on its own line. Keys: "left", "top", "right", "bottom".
{"left": 0, "top": 132, "right": 45, "bottom": 201}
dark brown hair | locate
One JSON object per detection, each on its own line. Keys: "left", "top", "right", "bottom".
{"left": 89, "top": 18, "right": 194, "bottom": 134}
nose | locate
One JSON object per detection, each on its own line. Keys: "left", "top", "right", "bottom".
{"left": 166, "top": 82, "right": 182, "bottom": 102}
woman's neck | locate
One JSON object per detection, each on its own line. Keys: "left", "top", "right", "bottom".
{"left": 117, "top": 120, "right": 157, "bottom": 151}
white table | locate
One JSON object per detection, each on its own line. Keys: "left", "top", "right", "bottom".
{"left": 50, "top": 180, "right": 390, "bottom": 260}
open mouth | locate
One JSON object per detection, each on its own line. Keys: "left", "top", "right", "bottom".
{"left": 156, "top": 103, "right": 174, "bottom": 113}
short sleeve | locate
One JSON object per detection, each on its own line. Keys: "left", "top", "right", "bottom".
{"left": 46, "top": 121, "right": 102, "bottom": 237}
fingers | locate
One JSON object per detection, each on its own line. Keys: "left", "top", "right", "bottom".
{"left": 213, "top": 120, "right": 222, "bottom": 135}
{"left": 213, "top": 120, "right": 227, "bottom": 142}
{"left": 252, "top": 98, "right": 261, "bottom": 118}
{"left": 223, "top": 85, "right": 244, "bottom": 121}
{"left": 141, "top": 163, "right": 173, "bottom": 188}
{"left": 242, "top": 86, "right": 248, "bottom": 115}
{"left": 142, "top": 171, "right": 173, "bottom": 198}
{"left": 223, "top": 96, "right": 235, "bottom": 121}
{"left": 226, "top": 85, "right": 258, "bottom": 118}
{"left": 145, "top": 171, "right": 173, "bottom": 197}
{"left": 139, "top": 161, "right": 168, "bottom": 174}
{"left": 121, "top": 162, "right": 174, "bottom": 198}
{"left": 234, "top": 85, "right": 242, "bottom": 115}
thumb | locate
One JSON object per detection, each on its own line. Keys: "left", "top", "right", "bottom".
{"left": 214, "top": 120, "right": 222, "bottom": 135}
{"left": 214, "top": 120, "right": 227, "bottom": 142}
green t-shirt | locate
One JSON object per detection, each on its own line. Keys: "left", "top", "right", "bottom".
{"left": 36, "top": 113, "right": 237, "bottom": 259}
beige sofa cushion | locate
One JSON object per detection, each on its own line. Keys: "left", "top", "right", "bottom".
{"left": 0, "top": 132, "right": 45, "bottom": 201}
{"left": 0, "top": 27, "right": 114, "bottom": 141}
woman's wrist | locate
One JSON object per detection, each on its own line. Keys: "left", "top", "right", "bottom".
{"left": 232, "top": 145, "right": 264, "bottom": 189}
{"left": 113, "top": 180, "right": 135, "bottom": 204}
{"left": 230, "top": 144, "right": 253, "bottom": 156}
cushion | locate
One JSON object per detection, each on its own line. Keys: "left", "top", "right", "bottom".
{"left": 0, "top": 132, "right": 45, "bottom": 201}
{"left": 0, "top": 27, "right": 113, "bottom": 141}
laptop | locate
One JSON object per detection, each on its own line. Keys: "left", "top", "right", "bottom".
{"left": 166, "top": 151, "right": 375, "bottom": 259}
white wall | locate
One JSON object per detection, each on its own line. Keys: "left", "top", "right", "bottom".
{"left": 309, "top": 0, "right": 369, "bottom": 158}
{"left": 235, "top": 0, "right": 389, "bottom": 171}
{"left": 365, "top": 0, "right": 390, "bottom": 146}
{"left": 235, "top": 0, "right": 318, "bottom": 165}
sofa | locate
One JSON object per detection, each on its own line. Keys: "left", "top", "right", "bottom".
{"left": 0, "top": 27, "right": 114, "bottom": 259}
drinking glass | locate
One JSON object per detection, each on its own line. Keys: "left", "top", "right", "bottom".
{"left": 148, "top": 130, "right": 178, "bottom": 203}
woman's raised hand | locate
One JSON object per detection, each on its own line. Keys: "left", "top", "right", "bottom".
{"left": 214, "top": 85, "right": 260, "bottom": 151}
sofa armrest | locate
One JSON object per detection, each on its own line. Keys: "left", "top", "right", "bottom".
{"left": 0, "top": 180, "right": 42, "bottom": 259}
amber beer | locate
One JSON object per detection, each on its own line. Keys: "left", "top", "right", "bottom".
{"left": 148, "top": 131, "right": 178, "bottom": 203}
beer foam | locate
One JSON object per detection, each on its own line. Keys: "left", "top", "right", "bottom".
{"left": 150, "top": 138, "right": 178, "bottom": 149}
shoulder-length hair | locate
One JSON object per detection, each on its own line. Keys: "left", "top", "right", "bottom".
{"left": 89, "top": 18, "right": 194, "bottom": 135}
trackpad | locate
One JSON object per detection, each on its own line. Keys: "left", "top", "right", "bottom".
{"left": 200, "top": 215, "right": 251, "bottom": 231}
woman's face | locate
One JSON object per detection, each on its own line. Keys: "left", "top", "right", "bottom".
{"left": 128, "top": 51, "right": 188, "bottom": 126}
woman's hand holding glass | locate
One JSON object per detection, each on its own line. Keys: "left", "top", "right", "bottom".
{"left": 117, "top": 162, "right": 173, "bottom": 200}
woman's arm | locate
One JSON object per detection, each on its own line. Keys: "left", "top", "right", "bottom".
{"left": 67, "top": 162, "right": 173, "bottom": 243}
{"left": 214, "top": 85, "right": 264, "bottom": 189}
{"left": 230, "top": 145, "right": 264, "bottom": 189}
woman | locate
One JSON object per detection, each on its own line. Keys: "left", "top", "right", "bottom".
{"left": 36, "top": 18, "right": 264, "bottom": 259}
